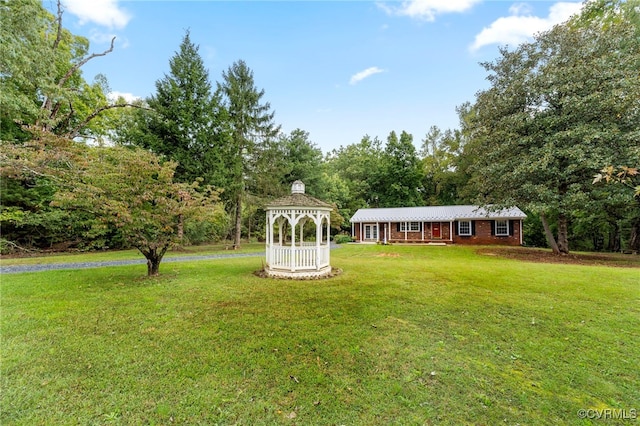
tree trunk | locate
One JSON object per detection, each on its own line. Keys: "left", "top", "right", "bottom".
{"left": 147, "top": 257, "right": 161, "bottom": 276}
{"left": 629, "top": 198, "right": 640, "bottom": 253}
{"left": 540, "top": 212, "right": 560, "bottom": 254}
{"left": 247, "top": 211, "right": 252, "bottom": 242}
{"left": 608, "top": 221, "right": 621, "bottom": 252}
{"left": 629, "top": 217, "right": 640, "bottom": 253}
{"left": 556, "top": 213, "right": 569, "bottom": 254}
{"left": 140, "top": 245, "right": 169, "bottom": 276}
{"left": 177, "top": 213, "right": 184, "bottom": 244}
{"left": 233, "top": 192, "right": 242, "bottom": 250}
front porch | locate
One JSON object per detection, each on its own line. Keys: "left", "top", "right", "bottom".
{"left": 353, "top": 221, "right": 453, "bottom": 244}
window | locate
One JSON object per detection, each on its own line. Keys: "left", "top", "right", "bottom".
{"left": 458, "top": 220, "right": 472, "bottom": 236}
{"left": 495, "top": 220, "right": 509, "bottom": 236}
{"left": 400, "top": 222, "right": 421, "bottom": 232}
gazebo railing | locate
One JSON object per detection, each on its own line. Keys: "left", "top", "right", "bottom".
{"left": 267, "top": 244, "right": 330, "bottom": 271}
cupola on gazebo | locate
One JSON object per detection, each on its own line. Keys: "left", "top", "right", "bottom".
{"left": 264, "top": 181, "right": 332, "bottom": 279}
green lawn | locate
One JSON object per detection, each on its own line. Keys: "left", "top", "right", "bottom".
{"left": 2, "top": 245, "right": 638, "bottom": 425}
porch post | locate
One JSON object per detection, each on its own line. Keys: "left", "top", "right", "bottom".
{"left": 421, "top": 222, "right": 424, "bottom": 241}
{"left": 520, "top": 219, "right": 523, "bottom": 245}
{"left": 376, "top": 222, "right": 379, "bottom": 242}
{"left": 404, "top": 222, "right": 407, "bottom": 241}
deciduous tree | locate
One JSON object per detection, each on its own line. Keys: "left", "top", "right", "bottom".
{"left": 0, "top": 0, "right": 138, "bottom": 141}
{"left": 375, "top": 131, "right": 424, "bottom": 207}
{"left": 63, "top": 146, "right": 221, "bottom": 276}
{"left": 462, "top": 0, "right": 639, "bottom": 254}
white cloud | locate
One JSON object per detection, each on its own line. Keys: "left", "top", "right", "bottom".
{"left": 470, "top": 2, "right": 583, "bottom": 52}
{"left": 62, "top": 0, "right": 131, "bottom": 29}
{"left": 379, "top": 0, "right": 481, "bottom": 21}
{"left": 108, "top": 91, "right": 141, "bottom": 103}
{"left": 89, "top": 29, "right": 130, "bottom": 48}
{"left": 508, "top": 3, "right": 533, "bottom": 16}
{"left": 349, "top": 67, "right": 386, "bottom": 85}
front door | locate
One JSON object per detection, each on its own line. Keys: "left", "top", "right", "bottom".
{"left": 364, "top": 224, "right": 378, "bottom": 241}
{"left": 432, "top": 223, "right": 441, "bottom": 239}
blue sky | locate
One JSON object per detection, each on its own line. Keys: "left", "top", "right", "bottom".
{"left": 46, "top": 0, "right": 583, "bottom": 154}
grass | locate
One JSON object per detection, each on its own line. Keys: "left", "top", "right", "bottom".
{"left": 0, "top": 242, "right": 264, "bottom": 266}
{"left": 1, "top": 245, "right": 638, "bottom": 425}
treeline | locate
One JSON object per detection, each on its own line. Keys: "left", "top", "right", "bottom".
{"left": 1, "top": 0, "right": 639, "bottom": 264}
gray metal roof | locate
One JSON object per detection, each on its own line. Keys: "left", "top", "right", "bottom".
{"left": 350, "top": 205, "right": 526, "bottom": 223}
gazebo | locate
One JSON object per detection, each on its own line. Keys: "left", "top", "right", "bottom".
{"left": 264, "top": 181, "right": 332, "bottom": 278}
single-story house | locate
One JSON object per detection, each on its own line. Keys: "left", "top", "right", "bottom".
{"left": 350, "top": 205, "right": 526, "bottom": 245}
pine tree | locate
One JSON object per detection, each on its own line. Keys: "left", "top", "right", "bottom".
{"left": 143, "top": 31, "right": 228, "bottom": 189}
{"left": 217, "top": 60, "right": 280, "bottom": 249}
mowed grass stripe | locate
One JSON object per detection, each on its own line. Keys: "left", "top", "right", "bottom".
{"left": 1, "top": 245, "right": 638, "bottom": 425}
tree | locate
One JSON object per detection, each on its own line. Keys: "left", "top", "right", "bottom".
{"left": 0, "top": 130, "right": 112, "bottom": 252}
{"left": 1, "top": 134, "right": 223, "bottom": 275}
{"left": 137, "top": 31, "right": 230, "bottom": 188}
{"left": 594, "top": 166, "right": 640, "bottom": 199}
{"left": 375, "top": 131, "right": 424, "bottom": 207}
{"left": 594, "top": 165, "right": 640, "bottom": 251}
{"left": 1, "top": 0, "right": 54, "bottom": 141}
{"left": 61, "top": 143, "right": 221, "bottom": 275}
{"left": 0, "top": 0, "right": 137, "bottom": 141}
{"left": 462, "top": 0, "right": 640, "bottom": 254}
{"left": 277, "top": 129, "right": 324, "bottom": 195}
{"left": 0, "top": 0, "right": 142, "bottom": 251}
{"left": 420, "top": 125, "right": 467, "bottom": 205}
{"left": 324, "top": 135, "right": 384, "bottom": 216}
{"left": 217, "top": 60, "right": 280, "bottom": 249}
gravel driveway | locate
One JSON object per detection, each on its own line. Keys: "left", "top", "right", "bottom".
{"left": 0, "top": 252, "right": 263, "bottom": 274}
{"left": 1, "top": 244, "right": 341, "bottom": 274}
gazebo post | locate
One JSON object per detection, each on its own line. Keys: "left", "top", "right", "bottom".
{"left": 326, "top": 215, "right": 330, "bottom": 245}
{"left": 315, "top": 212, "right": 321, "bottom": 270}
{"left": 290, "top": 214, "right": 296, "bottom": 272}
{"left": 266, "top": 211, "right": 271, "bottom": 266}
{"left": 299, "top": 218, "right": 304, "bottom": 246}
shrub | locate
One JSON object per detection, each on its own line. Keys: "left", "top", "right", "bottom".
{"left": 333, "top": 234, "right": 353, "bottom": 244}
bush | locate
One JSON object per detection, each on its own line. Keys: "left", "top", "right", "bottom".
{"left": 184, "top": 206, "right": 230, "bottom": 245}
{"left": 333, "top": 234, "right": 353, "bottom": 244}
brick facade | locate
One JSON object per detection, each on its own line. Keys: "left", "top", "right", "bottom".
{"left": 353, "top": 219, "right": 522, "bottom": 246}
{"left": 452, "top": 219, "right": 521, "bottom": 246}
